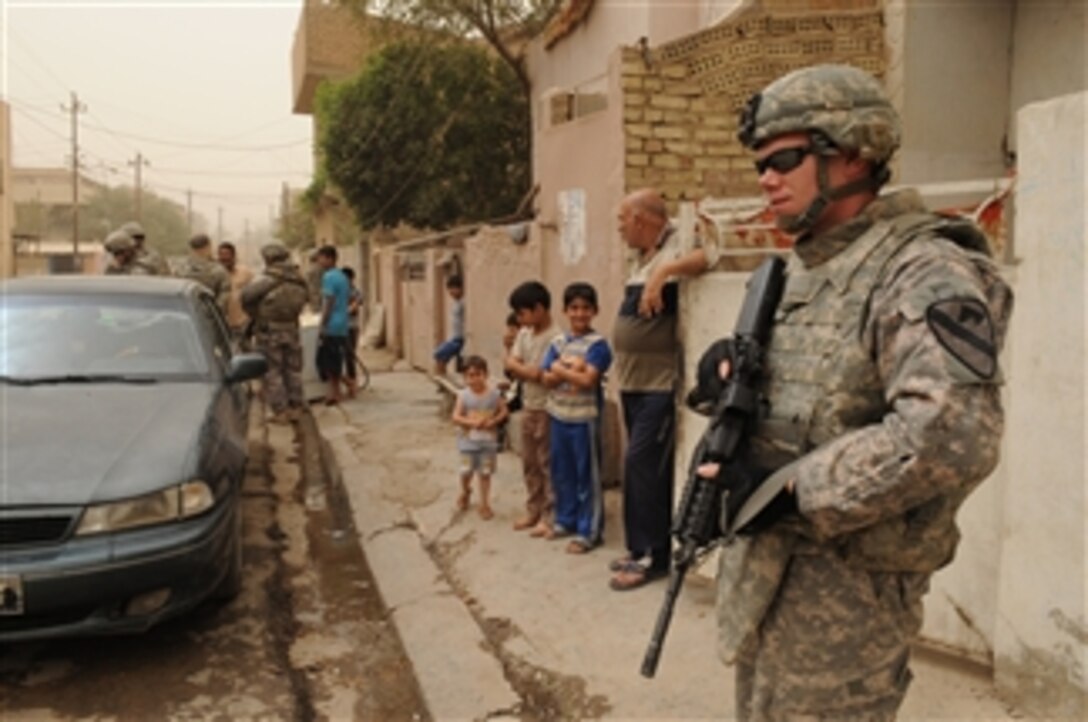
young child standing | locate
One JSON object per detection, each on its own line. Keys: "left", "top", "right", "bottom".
{"left": 504, "top": 282, "right": 559, "bottom": 535}
{"left": 541, "top": 282, "right": 612, "bottom": 554}
{"left": 434, "top": 275, "right": 465, "bottom": 376}
{"left": 451, "top": 355, "right": 508, "bottom": 520}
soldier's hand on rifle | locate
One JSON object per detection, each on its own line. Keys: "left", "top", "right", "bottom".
{"left": 696, "top": 461, "right": 721, "bottom": 480}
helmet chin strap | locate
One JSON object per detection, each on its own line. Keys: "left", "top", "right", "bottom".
{"left": 777, "top": 136, "right": 888, "bottom": 234}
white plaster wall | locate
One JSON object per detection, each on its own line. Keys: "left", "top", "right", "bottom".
{"left": 528, "top": 1, "right": 706, "bottom": 97}
{"left": 893, "top": 0, "right": 1014, "bottom": 185}
{"left": 1008, "top": 0, "right": 1088, "bottom": 152}
{"left": 993, "top": 91, "right": 1087, "bottom": 718}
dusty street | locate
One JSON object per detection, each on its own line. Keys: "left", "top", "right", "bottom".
{"left": 0, "top": 406, "right": 428, "bottom": 722}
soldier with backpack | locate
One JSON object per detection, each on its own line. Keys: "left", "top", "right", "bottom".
{"left": 242, "top": 243, "right": 310, "bottom": 424}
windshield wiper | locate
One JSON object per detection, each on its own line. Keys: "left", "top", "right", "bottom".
{"left": 0, "top": 374, "right": 159, "bottom": 386}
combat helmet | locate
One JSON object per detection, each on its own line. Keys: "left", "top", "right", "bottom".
{"left": 738, "top": 64, "right": 900, "bottom": 233}
{"left": 120, "top": 221, "right": 146, "bottom": 241}
{"left": 739, "top": 64, "right": 900, "bottom": 161}
{"left": 261, "top": 243, "right": 291, "bottom": 264}
{"left": 104, "top": 229, "right": 135, "bottom": 254}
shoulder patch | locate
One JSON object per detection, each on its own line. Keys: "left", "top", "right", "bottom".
{"left": 925, "top": 298, "right": 997, "bottom": 379}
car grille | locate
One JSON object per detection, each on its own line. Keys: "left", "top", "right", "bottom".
{"left": 0, "top": 515, "right": 74, "bottom": 547}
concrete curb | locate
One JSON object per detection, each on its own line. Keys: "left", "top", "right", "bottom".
{"left": 315, "top": 410, "right": 520, "bottom": 721}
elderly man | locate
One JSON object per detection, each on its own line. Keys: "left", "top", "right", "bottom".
{"left": 608, "top": 187, "right": 719, "bottom": 591}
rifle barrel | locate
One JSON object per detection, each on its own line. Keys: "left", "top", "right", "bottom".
{"left": 640, "top": 551, "right": 693, "bottom": 678}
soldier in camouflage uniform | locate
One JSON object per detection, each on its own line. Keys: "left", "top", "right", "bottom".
{"left": 177, "top": 234, "right": 231, "bottom": 312}
{"left": 705, "top": 65, "right": 1014, "bottom": 720}
{"left": 103, "top": 230, "right": 155, "bottom": 275}
{"left": 242, "top": 243, "right": 310, "bottom": 424}
{"left": 121, "top": 220, "right": 171, "bottom": 276}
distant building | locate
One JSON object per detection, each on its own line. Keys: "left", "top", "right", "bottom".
{"left": 11, "top": 167, "right": 105, "bottom": 275}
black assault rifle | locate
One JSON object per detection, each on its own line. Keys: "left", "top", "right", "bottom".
{"left": 640, "top": 255, "right": 785, "bottom": 679}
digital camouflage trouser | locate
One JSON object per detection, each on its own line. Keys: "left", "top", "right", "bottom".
{"left": 256, "top": 328, "right": 303, "bottom": 414}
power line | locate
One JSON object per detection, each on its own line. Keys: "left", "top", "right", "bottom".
{"left": 80, "top": 120, "right": 310, "bottom": 152}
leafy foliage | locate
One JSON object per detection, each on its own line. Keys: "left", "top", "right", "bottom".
{"left": 277, "top": 198, "right": 317, "bottom": 250}
{"left": 317, "top": 39, "right": 529, "bottom": 230}
{"left": 340, "top": 0, "right": 563, "bottom": 93}
{"left": 14, "top": 184, "right": 197, "bottom": 256}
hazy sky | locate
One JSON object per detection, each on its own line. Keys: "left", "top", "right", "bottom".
{"left": 3, "top": 0, "right": 314, "bottom": 242}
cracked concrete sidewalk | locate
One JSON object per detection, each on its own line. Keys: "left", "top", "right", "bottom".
{"left": 313, "top": 358, "right": 1018, "bottom": 721}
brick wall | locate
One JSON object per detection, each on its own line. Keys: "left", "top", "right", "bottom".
{"left": 620, "top": 2, "right": 886, "bottom": 212}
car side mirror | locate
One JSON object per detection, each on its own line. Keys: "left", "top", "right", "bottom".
{"left": 226, "top": 353, "right": 268, "bottom": 384}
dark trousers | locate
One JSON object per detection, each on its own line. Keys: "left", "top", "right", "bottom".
{"left": 620, "top": 391, "right": 675, "bottom": 571}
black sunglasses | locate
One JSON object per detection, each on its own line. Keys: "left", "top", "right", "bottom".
{"left": 754, "top": 146, "right": 813, "bottom": 176}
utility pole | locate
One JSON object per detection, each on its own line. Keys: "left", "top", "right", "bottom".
{"left": 217, "top": 207, "right": 223, "bottom": 241}
{"left": 128, "top": 152, "right": 150, "bottom": 221}
{"left": 186, "top": 188, "right": 193, "bottom": 234}
{"left": 61, "top": 91, "right": 87, "bottom": 266}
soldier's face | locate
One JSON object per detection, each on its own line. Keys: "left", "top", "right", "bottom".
{"left": 755, "top": 133, "right": 821, "bottom": 224}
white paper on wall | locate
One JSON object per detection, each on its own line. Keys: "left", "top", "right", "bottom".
{"left": 558, "top": 188, "right": 586, "bottom": 265}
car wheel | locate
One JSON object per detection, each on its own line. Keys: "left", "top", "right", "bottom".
{"left": 212, "top": 503, "right": 244, "bottom": 602}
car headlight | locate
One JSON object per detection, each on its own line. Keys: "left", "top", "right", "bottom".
{"left": 75, "top": 480, "right": 216, "bottom": 536}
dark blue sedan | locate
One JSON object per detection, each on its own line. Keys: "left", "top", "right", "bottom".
{"left": 0, "top": 276, "right": 268, "bottom": 640}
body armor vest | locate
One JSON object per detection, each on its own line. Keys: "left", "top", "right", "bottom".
{"left": 258, "top": 270, "right": 308, "bottom": 326}
{"left": 747, "top": 213, "right": 990, "bottom": 471}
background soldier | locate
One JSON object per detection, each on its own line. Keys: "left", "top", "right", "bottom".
{"left": 177, "top": 233, "right": 231, "bottom": 312}
{"left": 121, "top": 220, "right": 171, "bottom": 275}
{"left": 709, "top": 64, "right": 1014, "bottom": 720}
{"left": 242, "top": 243, "right": 310, "bottom": 424}
{"left": 103, "top": 230, "right": 152, "bottom": 275}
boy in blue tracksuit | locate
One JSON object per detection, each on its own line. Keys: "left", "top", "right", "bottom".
{"left": 540, "top": 282, "right": 612, "bottom": 554}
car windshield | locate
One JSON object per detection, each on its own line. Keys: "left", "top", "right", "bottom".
{"left": 1, "top": 294, "right": 209, "bottom": 381}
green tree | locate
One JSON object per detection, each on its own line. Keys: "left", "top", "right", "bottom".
{"left": 14, "top": 185, "right": 198, "bottom": 256}
{"left": 82, "top": 186, "right": 196, "bottom": 256}
{"left": 341, "top": 0, "right": 562, "bottom": 95}
{"left": 317, "top": 39, "right": 529, "bottom": 230}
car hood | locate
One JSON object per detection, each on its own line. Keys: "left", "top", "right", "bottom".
{"left": 2, "top": 383, "right": 214, "bottom": 506}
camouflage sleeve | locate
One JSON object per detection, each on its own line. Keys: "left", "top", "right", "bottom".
{"left": 794, "top": 239, "right": 1013, "bottom": 540}
{"left": 240, "top": 276, "right": 275, "bottom": 316}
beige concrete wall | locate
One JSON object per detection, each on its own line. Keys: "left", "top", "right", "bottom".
{"left": 462, "top": 227, "right": 541, "bottom": 374}
{"left": 0, "top": 102, "right": 12, "bottom": 279}
{"left": 1008, "top": 0, "right": 1088, "bottom": 152}
{"left": 528, "top": 0, "right": 705, "bottom": 103}
{"left": 993, "top": 91, "right": 1087, "bottom": 719}
{"left": 530, "top": 46, "right": 628, "bottom": 342}
{"left": 373, "top": 246, "right": 403, "bottom": 357}
{"left": 887, "top": 0, "right": 1014, "bottom": 185}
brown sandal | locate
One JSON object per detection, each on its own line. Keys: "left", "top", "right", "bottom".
{"left": 609, "top": 562, "right": 667, "bottom": 591}
{"left": 566, "top": 539, "right": 592, "bottom": 554}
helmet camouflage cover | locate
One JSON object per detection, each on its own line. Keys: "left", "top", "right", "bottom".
{"left": 104, "top": 230, "right": 135, "bottom": 253}
{"left": 738, "top": 64, "right": 901, "bottom": 163}
{"left": 261, "top": 243, "right": 290, "bottom": 263}
{"left": 120, "top": 220, "right": 145, "bottom": 239}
